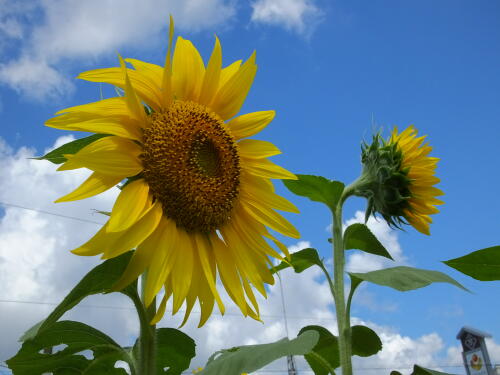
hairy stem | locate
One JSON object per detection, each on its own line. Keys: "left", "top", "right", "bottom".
{"left": 332, "top": 186, "right": 355, "bottom": 375}
{"left": 136, "top": 273, "right": 156, "bottom": 375}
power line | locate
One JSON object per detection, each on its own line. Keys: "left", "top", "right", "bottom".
{"left": 0, "top": 201, "right": 104, "bottom": 225}
{"left": 0, "top": 298, "right": 336, "bottom": 321}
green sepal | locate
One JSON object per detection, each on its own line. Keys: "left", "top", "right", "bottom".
{"left": 412, "top": 365, "right": 458, "bottom": 375}
{"left": 283, "top": 175, "right": 344, "bottom": 211}
{"left": 443, "top": 245, "right": 500, "bottom": 281}
{"left": 351, "top": 325, "right": 382, "bottom": 357}
{"left": 299, "top": 325, "right": 339, "bottom": 375}
{"left": 155, "top": 328, "right": 196, "bottom": 375}
{"left": 272, "top": 248, "right": 324, "bottom": 274}
{"left": 349, "top": 266, "right": 469, "bottom": 292}
{"left": 343, "top": 223, "right": 393, "bottom": 260}
{"left": 21, "top": 252, "right": 135, "bottom": 341}
{"left": 199, "top": 330, "right": 319, "bottom": 375}
{"left": 34, "top": 134, "right": 109, "bottom": 164}
{"left": 6, "top": 320, "right": 129, "bottom": 375}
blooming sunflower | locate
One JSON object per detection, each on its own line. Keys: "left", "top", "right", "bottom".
{"left": 355, "top": 125, "right": 444, "bottom": 235}
{"left": 47, "top": 20, "right": 299, "bottom": 326}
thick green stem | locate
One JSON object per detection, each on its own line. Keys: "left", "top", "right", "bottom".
{"left": 136, "top": 273, "right": 157, "bottom": 375}
{"left": 332, "top": 186, "right": 355, "bottom": 375}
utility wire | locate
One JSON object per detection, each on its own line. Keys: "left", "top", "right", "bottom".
{"left": 0, "top": 201, "right": 104, "bottom": 225}
{"left": 0, "top": 298, "right": 336, "bottom": 321}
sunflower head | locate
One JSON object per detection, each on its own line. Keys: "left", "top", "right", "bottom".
{"left": 47, "top": 19, "right": 299, "bottom": 327}
{"left": 354, "top": 126, "right": 444, "bottom": 235}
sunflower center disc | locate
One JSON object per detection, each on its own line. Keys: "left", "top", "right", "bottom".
{"left": 142, "top": 100, "right": 240, "bottom": 233}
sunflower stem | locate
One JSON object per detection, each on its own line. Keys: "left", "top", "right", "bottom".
{"left": 137, "top": 272, "right": 157, "bottom": 375}
{"left": 332, "top": 186, "right": 355, "bottom": 375}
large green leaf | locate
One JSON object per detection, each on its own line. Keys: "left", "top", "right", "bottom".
{"left": 351, "top": 325, "right": 382, "bottom": 357}
{"left": 412, "top": 365, "right": 458, "bottom": 375}
{"left": 21, "top": 252, "right": 135, "bottom": 341}
{"left": 283, "top": 175, "right": 345, "bottom": 210}
{"left": 349, "top": 266, "right": 468, "bottom": 292}
{"left": 443, "top": 246, "right": 500, "bottom": 281}
{"left": 156, "top": 328, "right": 196, "bottom": 375}
{"left": 199, "top": 330, "right": 319, "bottom": 375}
{"left": 7, "top": 320, "right": 128, "bottom": 375}
{"left": 35, "top": 134, "right": 108, "bottom": 164}
{"left": 272, "top": 248, "right": 324, "bottom": 274}
{"left": 343, "top": 223, "right": 393, "bottom": 260}
{"left": 299, "top": 325, "right": 339, "bottom": 375}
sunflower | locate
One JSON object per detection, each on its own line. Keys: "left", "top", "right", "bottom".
{"left": 355, "top": 125, "right": 444, "bottom": 235}
{"left": 47, "top": 19, "right": 299, "bottom": 326}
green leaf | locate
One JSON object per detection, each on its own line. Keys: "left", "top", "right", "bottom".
{"left": 21, "top": 252, "right": 134, "bottom": 341}
{"left": 156, "top": 328, "right": 196, "bottom": 375}
{"left": 351, "top": 325, "right": 382, "bottom": 357}
{"left": 349, "top": 266, "right": 469, "bottom": 292}
{"left": 412, "top": 365, "right": 458, "bottom": 375}
{"left": 200, "top": 330, "right": 319, "bottom": 375}
{"left": 283, "top": 175, "right": 345, "bottom": 210}
{"left": 443, "top": 245, "right": 500, "bottom": 281}
{"left": 390, "top": 371, "right": 403, "bottom": 375}
{"left": 35, "top": 134, "right": 108, "bottom": 164}
{"left": 299, "top": 325, "right": 339, "bottom": 375}
{"left": 344, "top": 223, "right": 393, "bottom": 260}
{"left": 6, "top": 320, "right": 128, "bottom": 375}
{"left": 272, "top": 248, "right": 324, "bottom": 274}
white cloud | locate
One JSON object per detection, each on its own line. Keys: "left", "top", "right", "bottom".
{"left": 251, "top": 0, "right": 323, "bottom": 36}
{"left": 0, "top": 56, "right": 74, "bottom": 101}
{"left": 0, "top": 0, "right": 236, "bottom": 101}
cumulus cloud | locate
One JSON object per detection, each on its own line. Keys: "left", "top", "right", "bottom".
{"left": 250, "top": 0, "right": 323, "bottom": 36}
{"left": 0, "top": 0, "right": 236, "bottom": 101}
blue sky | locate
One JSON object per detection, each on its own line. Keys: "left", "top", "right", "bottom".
{"left": 0, "top": 1, "right": 499, "bottom": 374}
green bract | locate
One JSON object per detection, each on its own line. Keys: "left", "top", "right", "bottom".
{"left": 355, "top": 133, "right": 411, "bottom": 228}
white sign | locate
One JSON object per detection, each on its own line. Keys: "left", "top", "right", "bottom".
{"left": 466, "top": 349, "right": 488, "bottom": 375}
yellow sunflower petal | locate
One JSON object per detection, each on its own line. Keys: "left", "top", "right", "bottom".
{"left": 151, "top": 291, "right": 170, "bottom": 325}
{"left": 228, "top": 111, "right": 275, "bottom": 140}
{"left": 195, "top": 233, "right": 225, "bottom": 314}
{"left": 119, "top": 55, "right": 147, "bottom": 124}
{"left": 58, "top": 136, "right": 143, "bottom": 176}
{"left": 172, "top": 36, "right": 205, "bottom": 102}
{"left": 199, "top": 36, "right": 222, "bottom": 106}
{"left": 71, "top": 222, "right": 118, "bottom": 256}
{"left": 211, "top": 235, "right": 248, "bottom": 315}
{"left": 241, "top": 200, "right": 300, "bottom": 239}
{"left": 179, "top": 255, "right": 201, "bottom": 327}
{"left": 111, "top": 223, "right": 163, "bottom": 292}
{"left": 101, "top": 202, "right": 163, "bottom": 259}
{"left": 243, "top": 158, "right": 297, "bottom": 180}
{"left": 144, "top": 218, "right": 179, "bottom": 307}
{"left": 55, "top": 172, "right": 121, "bottom": 203}
{"left": 108, "top": 179, "right": 153, "bottom": 232}
{"left": 197, "top": 269, "right": 216, "bottom": 327}
{"left": 241, "top": 177, "right": 299, "bottom": 213}
{"left": 404, "top": 210, "right": 431, "bottom": 235}
{"left": 125, "top": 58, "right": 162, "bottom": 86}
{"left": 161, "top": 16, "right": 175, "bottom": 107}
{"left": 46, "top": 114, "right": 142, "bottom": 141}
{"left": 171, "top": 228, "right": 194, "bottom": 314}
{"left": 238, "top": 139, "right": 281, "bottom": 159}
{"left": 211, "top": 51, "right": 257, "bottom": 120}
{"left": 219, "top": 60, "right": 242, "bottom": 89}
{"left": 78, "top": 67, "right": 162, "bottom": 111}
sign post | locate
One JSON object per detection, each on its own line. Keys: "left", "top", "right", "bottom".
{"left": 457, "top": 326, "right": 495, "bottom": 375}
